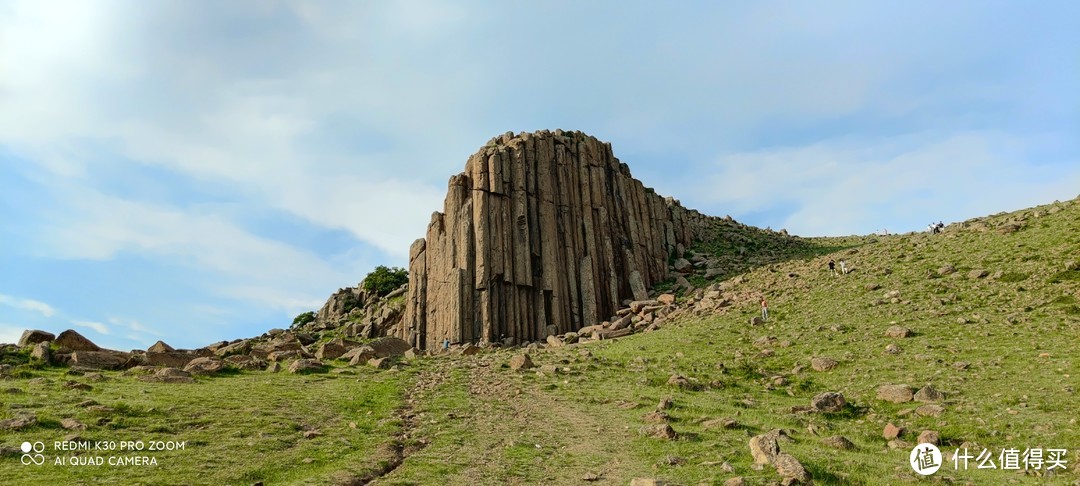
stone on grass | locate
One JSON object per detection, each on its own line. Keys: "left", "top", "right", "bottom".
{"left": 640, "top": 423, "right": 677, "bottom": 440}
{"left": 915, "top": 404, "right": 945, "bottom": 417}
{"left": 883, "top": 423, "right": 904, "bottom": 440}
{"left": 811, "top": 392, "right": 846, "bottom": 413}
{"left": 918, "top": 430, "right": 940, "bottom": 445}
{"left": 885, "top": 326, "right": 912, "bottom": 338}
{"left": 914, "top": 385, "right": 945, "bottom": 402}
{"left": 509, "top": 354, "right": 535, "bottom": 370}
{"left": 823, "top": 435, "right": 855, "bottom": 450}
{"left": 288, "top": 359, "right": 326, "bottom": 374}
{"left": 811, "top": 357, "right": 838, "bottom": 372}
{"left": 876, "top": 384, "right": 914, "bottom": 403}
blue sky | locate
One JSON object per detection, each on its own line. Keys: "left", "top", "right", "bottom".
{"left": 2, "top": 1, "right": 1077, "bottom": 350}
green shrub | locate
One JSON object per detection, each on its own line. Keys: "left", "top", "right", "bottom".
{"left": 362, "top": 266, "right": 408, "bottom": 297}
{"left": 291, "top": 311, "right": 316, "bottom": 327}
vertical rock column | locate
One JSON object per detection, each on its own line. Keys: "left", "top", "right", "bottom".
{"left": 401, "top": 130, "right": 718, "bottom": 350}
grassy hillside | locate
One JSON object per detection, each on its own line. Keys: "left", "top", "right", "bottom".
{"left": 3, "top": 197, "right": 1078, "bottom": 485}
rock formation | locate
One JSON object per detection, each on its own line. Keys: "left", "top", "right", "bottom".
{"left": 401, "top": 130, "right": 717, "bottom": 349}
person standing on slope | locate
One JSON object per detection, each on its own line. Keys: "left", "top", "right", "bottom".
{"left": 828, "top": 259, "right": 836, "bottom": 275}
{"left": 839, "top": 259, "right": 848, "bottom": 275}
{"left": 760, "top": 296, "right": 769, "bottom": 321}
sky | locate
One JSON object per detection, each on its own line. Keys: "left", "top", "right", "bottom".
{"left": 1, "top": 1, "right": 1078, "bottom": 350}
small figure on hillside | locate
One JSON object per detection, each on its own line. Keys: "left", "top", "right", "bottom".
{"left": 839, "top": 259, "right": 848, "bottom": 275}
{"left": 760, "top": 296, "right": 769, "bottom": 321}
{"left": 828, "top": 259, "right": 837, "bottom": 275}
{"left": 442, "top": 337, "right": 450, "bottom": 351}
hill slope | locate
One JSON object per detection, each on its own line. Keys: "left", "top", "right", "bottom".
{"left": 2, "top": 197, "right": 1077, "bottom": 485}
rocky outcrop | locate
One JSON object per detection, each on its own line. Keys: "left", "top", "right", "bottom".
{"left": 401, "top": 130, "right": 717, "bottom": 349}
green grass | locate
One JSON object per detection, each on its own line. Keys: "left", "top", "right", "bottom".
{"left": 1, "top": 366, "right": 408, "bottom": 485}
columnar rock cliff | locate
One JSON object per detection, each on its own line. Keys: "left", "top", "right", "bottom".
{"left": 400, "top": 130, "right": 717, "bottom": 350}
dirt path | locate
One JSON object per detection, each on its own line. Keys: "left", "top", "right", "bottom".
{"left": 375, "top": 353, "right": 640, "bottom": 485}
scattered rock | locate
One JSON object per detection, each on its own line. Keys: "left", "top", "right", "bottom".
{"left": 702, "top": 418, "right": 738, "bottom": 430}
{"left": 773, "top": 453, "right": 811, "bottom": 484}
{"left": 918, "top": 430, "right": 940, "bottom": 445}
{"left": 60, "top": 418, "right": 87, "bottom": 430}
{"left": 915, "top": 404, "right": 945, "bottom": 417}
{"left": 811, "top": 357, "right": 838, "bottom": 372}
{"left": 724, "top": 478, "right": 746, "bottom": 486}
{"left": 657, "top": 293, "right": 676, "bottom": 305}
{"left": 288, "top": 359, "right": 326, "bottom": 374}
{"left": 656, "top": 397, "right": 674, "bottom": 410}
{"left": 18, "top": 330, "right": 55, "bottom": 347}
{"left": 885, "top": 326, "right": 912, "bottom": 338}
{"left": 344, "top": 346, "right": 377, "bottom": 366}
{"left": 811, "top": 392, "right": 846, "bottom": 413}
{"left": 509, "top": 354, "right": 535, "bottom": 370}
{"left": 63, "top": 381, "right": 92, "bottom": 391}
{"left": 640, "top": 423, "right": 677, "bottom": 440}
{"left": 885, "top": 343, "right": 902, "bottom": 354}
{"left": 968, "top": 269, "right": 989, "bottom": 279}
{"left": 673, "top": 258, "right": 692, "bottom": 272}
{"left": 883, "top": 423, "right": 904, "bottom": 440}
{"left": 823, "top": 435, "right": 855, "bottom": 450}
{"left": 642, "top": 411, "right": 670, "bottom": 423}
{"left": 265, "top": 362, "right": 282, "bottom": 373}
{"left": 629, "top": 479, "right": 671, "bottom": 486}
{"left": 750, "top": 316, "right": 764, "bottom": 326}
{"left": 749, "top": 430, "right": 781, "bottom": 464}
{"left": 139, "top": 368, "right": 196, "bottom": 384}
{"left": 0, "top": 416, "right": 37, "bottom": 430}
{"left": 183, "top": 357, "right": 227, "bottom": 375}
{"left": 914, "top": 385, "right": 945, "bottom": 402}
{"left": 877, "top": 384, "right": 915, "bottom": 403}
{"left": 667, "top": 374, "right": 691, "bottom": 389}
{"left": 368, "top": 357, "right": 392, "bottom": 369}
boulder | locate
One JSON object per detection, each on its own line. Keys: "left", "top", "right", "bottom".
{"left": 30, "top": 342, "right": 52, "bottom": 365}
{"left": 368, "top": 337, "right": 411, "bottom": 358}
{"left": 224, "top": 354, "right": 266, "bottom": 371}
{"left": 70, "top": 351, "right": 128, "bottom": 370}
{"left": 883, "top": 423, "right": 904, "bottom": 440}
{"left": 139, "top": 368, "right": 196, "bottom": 384}
{"left": 876, "top": 384, "right": 915, "bottom": 403}
{"left": 183, "top": 357, "right": 227, "bottom": 375}
{"left": 55, "top": 330, "right": 101, "bottom": 352}
{"left": 314, "top": 342, "right": 347, "bottom": 360}
{"left": 509, "top": 354, "right": 535, "bottom": 371}
{"left": 147, "top": 340, "right": 175, "bottom": 353}
{"left": 914, "top": 384, "right": 945, "bottom": 402}
{"left": 884, "top": 326, "right": 912, "bottom": 338}
{"left": 657, "top": 293, "right": 676, "bottom": 305}
{"left": 822, "top": 436, "right": 855, "bottom": 450}
{"left": 773, "top": 453, "right": 811, "bottom": 484}
{"left": 18, "top": 330, "right": 55, "bottom": 347}
{"left": 145, "top": 351, "right": 195, "bottom": 368}
{"left": 810, "top": 392, "right": 847, "bottom": 413}
{"left": 749, "top": 432, "right": 780, "bottom": 465}
{"left": 810, "top": 357, "right": 838, "bottom": 372}
{"left": 345, "top": 346, "right": 377, "bottom": 366}
{"left": 367, "top": 357, "right": 392, "bottom": 369}
{"left": 288, "top": 359, "right": 326, "bottom": 374}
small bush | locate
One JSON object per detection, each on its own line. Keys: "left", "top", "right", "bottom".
{"left": 362, "top": 266, "right": 408, "bottom": 297}
{"left": 292, "top": 311, "right": 316, "bottom": 327}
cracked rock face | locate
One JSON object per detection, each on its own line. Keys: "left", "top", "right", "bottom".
{"left": 400, "top": 130, "right": 717, "bottom": 349}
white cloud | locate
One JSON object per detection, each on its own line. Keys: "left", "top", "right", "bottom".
{"left": 0, "top": 293, "right": 56, "bottom": 317}
{"left": 107, "top": 317, "right": 162, "bottom": 337}
{"left": 71, "top": 320, "right": 110, "bottom": 335}
{"left": 0, "top": 325, "right": 24, "bottom": 345}
{"left": 691, "top": 131, "right": 1080, "bottom": 236}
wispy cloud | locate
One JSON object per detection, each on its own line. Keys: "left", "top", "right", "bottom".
{"left": 71, "top": 320, "right": 110, "bottom": 335}
{"left": 0, "top": 293, "right": 56, "bottom": 318}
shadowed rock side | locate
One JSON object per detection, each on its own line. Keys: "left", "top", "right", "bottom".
{"left": 401, "top": 130, "right": 718, "bottom": 350}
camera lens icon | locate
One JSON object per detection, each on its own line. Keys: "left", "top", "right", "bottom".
{"left": 20, "top": 441, "right": 45, "bottom": 466}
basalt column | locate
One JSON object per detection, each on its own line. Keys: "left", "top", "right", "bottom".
{"left": 401, "top": 130, "right": 715, "bottom": 350}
